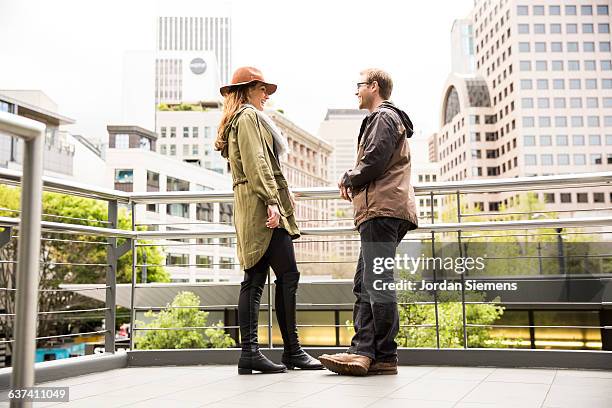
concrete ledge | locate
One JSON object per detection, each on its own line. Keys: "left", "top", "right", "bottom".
{"left": 2, "top": 347, "right": 610, "bottom": 390}
{"left": 396, "top": 348, "right": 612, "bottom": 370}
{"left": 127, "top": 348, "right": 243, "bottom": 366}
{"left": 127, "top": 347, "right": 612, "bottom": 371}
{"left": 0, "top": 352, "right": 128, "bottom": 390}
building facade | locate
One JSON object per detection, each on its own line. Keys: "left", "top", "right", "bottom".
{"left": 317, "top": 109, "right": 367, "bottom": 266}
{"left": 0, "top": 90, "right": 106, "bottom": 186}
{"left": 156, "top": 105, "right": 336, "bottom": 274}
{"left": 154, "top": 51, "right": 222, "bottom": 106}
{"left": 437, "top": 0, "right": 612, "bottom": 213}
{"left": 155, "top": 107, "right": 227, "bottom": 175}
{"left": 267, "top": 111, "right": 334, "bottom": 275}
{"left": 411, "top": 137, "right": 442, "bottom": 223}
{"left": 106, "top": 125, "right": 239, "bottom": 283}
{"left": 156, "top": 15, "right": 232, "bottom": 87}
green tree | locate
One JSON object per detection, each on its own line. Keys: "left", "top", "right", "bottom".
{"left": 135, "top": 291, "right": 235, "bottom": 349}
{"left": 177, "top": 103, "right": 193, "bottom": 111}
{"left": 0, "top": 186, "right": 169, "bottom": 350}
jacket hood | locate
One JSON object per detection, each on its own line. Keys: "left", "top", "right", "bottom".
{"left": 380, "top": 101, "right": 414, "bottom": 138}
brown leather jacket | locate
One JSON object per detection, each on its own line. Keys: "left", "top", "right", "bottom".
{"left": 341, "top": 101, "right": 418, "bottom": 229}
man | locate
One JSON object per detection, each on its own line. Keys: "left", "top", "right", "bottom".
{"left": 319, "top": 68, "right": 418, "bottom": 376}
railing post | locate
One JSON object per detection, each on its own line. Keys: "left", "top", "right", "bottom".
{"left": 456, "top": 191, "right": 468, "bottom": 349}
{"left": 267, "top": 269, "right": 273, "bottom": 349}
{"left": 105, "top": 200, "right": 118, "bottom": 355}
{"left": 129, "top": 202, "right": 137, "bottom": 350}
{"left": 430, "top": 192, "right": 440, "bottom": 349}
{"left": 1, "top": 112, "right": 45, "bottom": 408}
{"left": 334, "top": 310, "right": 340, "bottom": 347}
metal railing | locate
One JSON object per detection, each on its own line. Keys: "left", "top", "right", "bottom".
{"left": 0, "top": 144, "right": 611, "bottom": 383}
{"left": 0, "top": 111, "right": 45, "bottom": 407}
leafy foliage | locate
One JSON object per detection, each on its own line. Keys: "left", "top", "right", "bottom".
{"left": 0, "top": 186, "right": 169, "bottom": 349}
{"left": 135, "top": 292, "right": 235, "bottom": 349}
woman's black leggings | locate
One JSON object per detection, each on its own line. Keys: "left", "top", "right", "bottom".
{"left": 238, "top": 228, "right": 300, "bottom": 352}
{"left": 244, "top": 228, "right": 298, "bottom": 278}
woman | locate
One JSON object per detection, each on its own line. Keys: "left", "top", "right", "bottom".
{"left": 215, "top": 66, "right": 323, "bottom": 374}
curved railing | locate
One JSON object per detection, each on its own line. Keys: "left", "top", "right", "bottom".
{"left": 0, "top": 136, "right": 611, "bottom": 382}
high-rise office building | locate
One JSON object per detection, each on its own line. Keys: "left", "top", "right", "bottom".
{"left": 451, "top": 19, "right": 477, "bottom": 74}
{"left": 156, "top": 15, "right": 232, "bottom": 88}
{"left": 317, "top": 109, "right": 367, "bottom": 266}
{"left": 437, "top": 0, "right": 612, "bottom": 212}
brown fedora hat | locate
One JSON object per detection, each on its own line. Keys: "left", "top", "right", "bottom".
{"left": 219, "top": 66, "right": 277, "bottom": 96}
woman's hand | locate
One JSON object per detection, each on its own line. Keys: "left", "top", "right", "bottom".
{"left": 266, "top": 204, "right": 281, "bottom": 228}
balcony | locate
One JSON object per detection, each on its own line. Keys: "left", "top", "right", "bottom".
{"left": 0, "top": 112, "right": 611, "bottom": 406}
{"left": 4, "top": 364, "right": 612, "bottom": 407}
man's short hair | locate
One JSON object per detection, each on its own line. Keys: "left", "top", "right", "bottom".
{"left": 361, "top": 68, "right": 393, "bottom": 99}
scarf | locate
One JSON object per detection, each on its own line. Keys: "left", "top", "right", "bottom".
{"left": 244, "top": 104, "right": 289, "bottom": 161}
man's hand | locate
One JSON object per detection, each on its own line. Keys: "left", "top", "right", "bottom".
{"left": 266, "top": 204, "right": 281, "bottom": 228}
{"left": 338, "top": 175, "right": 352, "bottom": 202}
{"left": 340, "top": 186, "right": 352, "bottom": 202}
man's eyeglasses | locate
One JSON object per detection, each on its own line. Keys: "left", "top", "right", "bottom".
{"left": 356, "top": 82, "right": 370, "bottom": 91}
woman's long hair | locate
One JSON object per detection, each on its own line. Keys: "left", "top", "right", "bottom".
{"left": 215, "top": 84, "right": 252, "bottom": 155}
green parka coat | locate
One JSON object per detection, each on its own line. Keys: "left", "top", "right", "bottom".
{"left": 222, "top": 105, "right": 300, "bottom": 270}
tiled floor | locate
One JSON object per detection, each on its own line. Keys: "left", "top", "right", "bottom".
{"left": 1, "top": 365, "right": 612, "bottom": 407}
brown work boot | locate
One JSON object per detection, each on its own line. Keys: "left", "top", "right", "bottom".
{"left": 367, "top": 360, "right": 398, "bottom": 375}
{"left": 318, "top": 353, "right": 371, "bottom": 376}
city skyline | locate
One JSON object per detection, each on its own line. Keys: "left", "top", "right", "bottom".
{"left": 0, "top": 0, "right": 472, "bottom": 143}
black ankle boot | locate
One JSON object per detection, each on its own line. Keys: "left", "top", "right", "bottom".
{"left": 238, "top": 350, "right": 287, "bottom": 374}
{"left": 275, "top": 272, "right": 324, "bottom": 370}
{"left": 282, "top": 349, "right": 324, "bottom": 370}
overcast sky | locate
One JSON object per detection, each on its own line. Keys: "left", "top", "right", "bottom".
{"left": 0, "top": 0, "right": 473, "bottom": 141}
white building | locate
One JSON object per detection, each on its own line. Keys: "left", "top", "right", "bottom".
{"left": 0, "top": 90, "right": 106, "bottom": 186}
{"left": 156, "top": 106, "right": 227, "bottom": 175}
{"left": 155, "top": 51, "right": 222, "bottom": 106}
{"left": 451, "top": 19, "right": 477, "bottom": 75}
{"left": 411, "top": 137, "right": 442, "bottom": 223}
{"left": 122, "top": 50, "right": 222, "bottom": 132}
{"left": 317, "top": 109, "right": 366, "bottom": 264}
{"left": 106, "top": 125, "right": 239, "bottom": 283}
{"left": 156, "top": 11, "right": 232, "bottom": 86}
{"left": 436, "top": 0, "right": 612, "bottom": 213}
{"left": 266, "top": 110, "right": 334, "bottom": 276}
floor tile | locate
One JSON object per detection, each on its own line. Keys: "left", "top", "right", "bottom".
{"left": 460, "top": 381, "right": 550, "bottom": 407}
{"left": 554, "top": 369, "right": 612, "bottom": 380}
{"left": 367, "top": 399, "right": 455, "bottom": 408}
{"left": 256, "top": 380, "right": 335, "bottom": 395}
{"left": 485, "top": 368, "right": 556, "bottom": 384}
{"left": 120, "top": 398, "right": 204, "bottom": 408}
{"left": 315, "top": 383, "right": 402, "bottom": 398}
{"left": 286, "top": 393, "right": 379, "bottom": 408}
{"left": 422, "top": 366, "right": 495, "bottom": 381}
{"left": 387, "top": 378, "right": 480, "bottom": 401}
{"left": 218, "top": 390, "right": 303, "bottom": 407}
